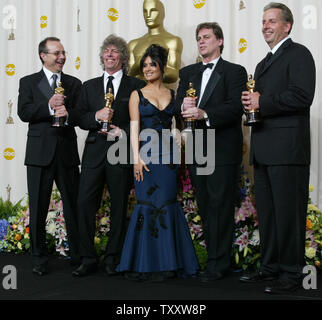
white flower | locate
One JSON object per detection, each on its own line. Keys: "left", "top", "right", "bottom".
{"left": 46, "top": 221, "right": 56, "bottom": 236}
{"left": 47, "top": 211, "right": 57, "bottom": 220}
{"left": 305, "top": 247, "right": 316, "bottom": 259}
{"left": 249, "top": 229, "right": 260, "bottom": 246}
{"left": 17, "top": 224, "right": 24, "bottom": 233}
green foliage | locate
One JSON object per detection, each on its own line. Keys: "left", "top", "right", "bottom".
{"left": 95, "top": 235, "right": 108, "bottom": 256}
{"left": 193, "top": 240, "right": 207, "bottom": 270}
{"left": 0, "top": 197, "right": 26, "bottom": 220}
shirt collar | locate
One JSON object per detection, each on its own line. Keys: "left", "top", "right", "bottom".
{"left": 270, "top": 36, "right": 290, "bottom": 54}
{"left": 202, "top": 56, "right": 220, "bottom": 71}
{"left": 104, "top": 69, "right": 123, "bottom": 81}
{"left": 42, "top": 66, "right": 61, "bottom": 82}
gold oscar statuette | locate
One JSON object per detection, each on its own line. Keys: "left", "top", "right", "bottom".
{"left": 77, "top": 6, "right": 81, "bottom": 32}
{"left": 52, "top": 82, "right": 66, "bottom": 127}
{"left": 6, "top": 100, "right": 14, "bottom": 124}
{"left": 183, "top": 82, "right": 197, "bottom": 132}
{"left": 243, "top": 74, "right": 261, "bottom": 126}
{"left": 239, "top": 1, "right": 246, "bottom": 10}
{"left": 99, "top": 88, "right": 114, "bottom": 134}
{"left": 6, "top": 184, "right": 11, "bottom": 202}
{"left": 8, "top": 16, "right": 15, "bottom": 40}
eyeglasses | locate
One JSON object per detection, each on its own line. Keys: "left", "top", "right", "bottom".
{"left": 45, "top": 51, "right": 67, "bottom": 56}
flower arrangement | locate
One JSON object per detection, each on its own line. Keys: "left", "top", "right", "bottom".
{"left": 45, "top": 194, "right": 69, "bottom": 256}
{"left": 231, "top": 166, "right": 261, "bottom": 270}
{"left": 178, "top": 165, "right": 206, "bottom": 268}
{"left": 305, "top": 185, "right": 322, "bottom": 269}
{"left": 0, "top": 207, "right": 29, "bottom": 253}
{"left": 0, "top": 166, "right": 321, "bottom": 272}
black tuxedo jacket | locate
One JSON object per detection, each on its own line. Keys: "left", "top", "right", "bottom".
{"left": 175, "top": 58, "right": 247, "bottom": 166}
{"left": 250, "top": 39, "right": 316, "bottom": 165}
{"left": 76, "top": 74, "right": 145, "bottom": 168}
{"left": 18, "top": 70, "right": 82, "bottom": 167}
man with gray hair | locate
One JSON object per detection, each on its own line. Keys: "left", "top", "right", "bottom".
{"left": 73, "top": 34, "right": 145, "bottom": 277}
{"left": 240, "top": 3, "right": 316, "bottom": 294}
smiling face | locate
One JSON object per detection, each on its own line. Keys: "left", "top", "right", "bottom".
{"left": 262, "top": 8, "right": 291, "bottom": 49}
{"left": 142, "top": 56, "right": 163, "bottom": 82}
{"left": 40, "top": 40, "right": 66, "bottom": 73}
{"left": 103, "top": 45, "right": 123, "bottom": 74}
{"left": 197, "top": 28, "right": 222, "bottom": 62}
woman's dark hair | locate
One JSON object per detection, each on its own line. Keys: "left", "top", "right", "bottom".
{"left": 139, "top": 44, "right": 168, "bottom": 74}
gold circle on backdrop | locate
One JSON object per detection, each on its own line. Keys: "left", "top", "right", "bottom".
{"left": 40, "top": 16, "right": 48, "bottom": 28}
{"left": 239, "top": 38, "right": 248, "bottom": 53}
{"left": 107, "top": 8, "right": 119, "bottom": 21}
{"left": 75, "top": 57, "right": 81, "bottom": 70}
{"left": 3, "top": 147, "right": 15, "bottom": 160}
{"left": 193, "top": 0, "right": 207, "bottom": 9}
{"left": 5, "top": 64, "right": 15, "bottom": 76}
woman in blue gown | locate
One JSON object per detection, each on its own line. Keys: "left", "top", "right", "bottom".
{"left": 116, "top": 44, "right": 199, "bottom": 282}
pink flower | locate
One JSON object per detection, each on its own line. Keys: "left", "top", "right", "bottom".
{"left": 235, "top": 232, "right": 249, "bottom": 251}
{"left": 234, "top": 196, "right": 258, "bottom": 224}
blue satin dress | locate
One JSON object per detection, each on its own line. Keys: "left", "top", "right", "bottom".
{"left": 116, "top": 89, "right": 199, "bottom": 277}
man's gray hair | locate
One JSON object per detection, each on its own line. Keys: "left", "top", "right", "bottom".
{"left": 99, "top": 34, "right": 129, "bottom": 73}
{"left": 264, "top": 2, "right": 294, "bottom": 34}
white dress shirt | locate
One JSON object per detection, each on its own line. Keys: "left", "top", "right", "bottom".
{"left": 198, "top": 56, "right": 220, "bottom": 108}
{"left": 96, "top": 69, "right": 123, "bottom": 123}
{"left": 104, "top": 69, "right": 123, "bottom": 97}
{"left": 198, "top": 56, "right": 220, "bottom": 126}
{"left": 269, "top": 36, "right": 290, "bottom": 54}
{"left": 43, "top": 66, "right": 61, "bottom": 115}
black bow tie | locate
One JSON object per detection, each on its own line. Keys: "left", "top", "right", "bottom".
{"left": 200, "top": 63, "right": 214, "bottom": 72}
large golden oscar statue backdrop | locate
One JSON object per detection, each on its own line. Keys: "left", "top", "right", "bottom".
{"left": 128, "top": 0, "right": 183, "bottom": 84}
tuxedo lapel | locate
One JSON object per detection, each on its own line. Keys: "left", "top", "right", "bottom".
{"left": 116, "top": 74, "right": 128, "bottom": 100}
{"left": 198, "top": 58, "right": 223, "bottom": 110}
{"left": 37, "top": 70, "right": 53, "bottom": 100}
{"left": 188, "top": 64, "right": 202, "bottom": 105}
{"left": 112, "top": 74, "right": 128, "bottom": 110}
{"left": 95, "top": 75, "right": 105, "bottom": 110}
{"left": 256, "top": 38, "right": 292, "bottom": 80}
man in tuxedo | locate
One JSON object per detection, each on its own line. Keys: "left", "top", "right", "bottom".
{"left": 240, "top": 3, "right": 316, "bottom": 294}
{"left": 73, "top": 34, "right": 145, "bottom": 277}
{"left": 175, "top": 22, "right": 247, "bottom": 281}
{"left": 17, "top": 37, "right": 82, "bottom": 275}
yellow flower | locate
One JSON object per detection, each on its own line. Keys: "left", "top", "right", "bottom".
{"left": 192, "top": 215, "right": 201, "bottom": 223}
{"left": 24, "top": 233, "right": 29, "bottom": 239}
{"left": 15, "top": 234, "right": 22, "bottom": 241}
{"left": 308, "top": 204, "right": 320, "bottom": 213}
{"left": 306, "top": 219, "right": 313, "bottom": 230}
{"left": 94, "top": 236, "right": 100, "bottom": 244}
{"left": 100, "top": 217, "right": 108, "bottom": 225}
{"left": 309, "top": 184, "right": 314, "bottom": 192}
{"left": 305, "top": 247, "right": 316, "bottom": 259}
{"left": 17, "top": 242, "right": 22, "bottom": 250}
